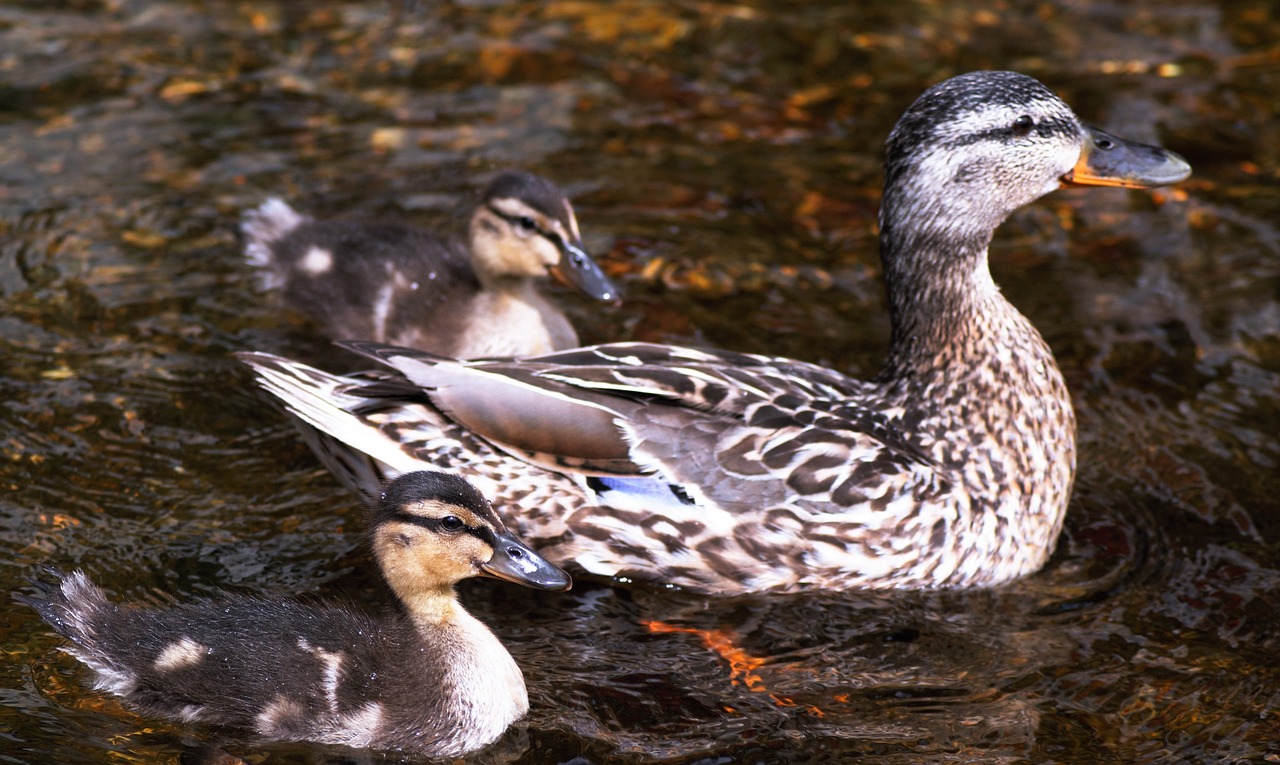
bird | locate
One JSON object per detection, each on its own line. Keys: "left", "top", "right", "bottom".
{"left": 16, "top": 471, "right": 572, "bottom": 757}
{"left": 241, "top": 170, "right": 619, "bottom": 358}
{"left": 238, "top": 71, "right": 1192, "bottom": 595}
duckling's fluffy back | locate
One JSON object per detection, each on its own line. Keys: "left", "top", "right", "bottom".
{"left": 242, "top": 199, "right": 485, "bottom": 351}
{"left": 19, "top": 568, "right": 520, "bottom": 757}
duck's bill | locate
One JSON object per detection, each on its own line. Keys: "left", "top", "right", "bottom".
{"left": 481, "top": 531, "right": 573, "bottom": 591}
{"left": 551, "top": 241, "right": 620, "bottom": 304}
{"left": 1062, "top": 126, "right": 1192, "bottom": 189}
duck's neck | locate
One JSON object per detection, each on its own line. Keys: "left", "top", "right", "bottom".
{"left": 400, "top": 586, "right": 464, "bottom": 627}
{"left": 401, "top": 587, "right": 529, "bottom": 749}
{"left": 879, "top": 228, "right": 1003, "bottom": 376}
{"left": 874, "top": 221, "right": 1077, "bottom": 577}
{"left": 876, "top": 216, "right": 1069, "bottom": 417}
{"left": 479, "top": 272, "right": 539, "bottom": 295}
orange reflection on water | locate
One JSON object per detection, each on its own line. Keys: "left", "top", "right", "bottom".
{"left": 643, "top": 620, "right": 824, "bottom": 717}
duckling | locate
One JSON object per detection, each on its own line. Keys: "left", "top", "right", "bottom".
{"left": 16, "top": 471, "right": 571, "bottom": 757}
{"left": 242, "top": 171, "right": 618, "bottom": 358}
{"left": 238, "top": 71, "right": 1192, "bottom": 594}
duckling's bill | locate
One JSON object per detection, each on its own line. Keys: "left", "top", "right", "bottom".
{"left": 551, "top": 240, "right": 619, "bottom": 304}
{"left": 481, "top": 530, "right": 573, "bottom": 591}
{"left": 1062, "top": 126, "right": 1191, "bottom": 189}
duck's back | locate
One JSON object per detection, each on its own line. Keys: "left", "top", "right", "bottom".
{"left": 244, "top": 202, "right": 484, "bottom": 356}
{"left": 36, "top": 574, "right": 475, "bottom": 753}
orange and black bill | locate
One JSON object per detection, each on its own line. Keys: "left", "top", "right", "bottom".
{"left": 1063, "top": 126, "right": 1192, "bottom": 189}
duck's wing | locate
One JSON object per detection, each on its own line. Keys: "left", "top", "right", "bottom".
{"left": 336, "top": 340, "right": 946, "bottom": 511}
{"left": 342, "top": 340, "right": 866, "bottom": 419}
{"left": 240, "top": 345, "right": 963, "bottom": 591}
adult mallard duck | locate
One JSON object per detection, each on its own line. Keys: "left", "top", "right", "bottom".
{"left": 17, "top": 472, "right": 571, "bottom": 758}
{"left": 239, "top": 71, "right": 1191, "bottom": 595}
{"left": 242, "top": 171, "right": 618, "bottom": 358}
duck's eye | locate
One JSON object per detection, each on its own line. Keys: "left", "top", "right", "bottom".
{"left": 1011, "top": 115, "right": 1035, "bottom": 136}
{"left": 517, "top": 216, "right": 537, "bottom": 232}
{"left": 439, "top": 515, "right": 464, "bottom": 531}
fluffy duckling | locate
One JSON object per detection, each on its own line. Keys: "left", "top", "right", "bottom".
{"left": 239, "top": 71, "right": 1191, "bottom": 594}
{"left": 16, "top": 471, "right": 571, "bottom": 757}
{"left": 242, "top": 171, "right": 618, "bottom": 358}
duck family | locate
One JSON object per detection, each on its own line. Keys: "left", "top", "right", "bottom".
{"left": 239, "top": 71, "right": 1191, "bottom": 594}
{"left": 18, "top": 471, "right": 571, "bottom": 758}
{"left": 242, "top": 170, "right": 618, "bottom": 358}
{"left": 22, "top": 69, "right": 1193, "bottom": 756}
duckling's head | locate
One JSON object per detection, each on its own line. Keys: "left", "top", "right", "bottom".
{"left": 371, "top": 471, "right": 571, "bottom": 618}
{"left": 469, "top": 171, "right": 618, "bottom": 303}
{"left": 880, "top": 70, "right": 1190, "bottom": 248}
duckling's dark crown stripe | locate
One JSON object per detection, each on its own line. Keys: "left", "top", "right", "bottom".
{"left": 386, "top": 511, "right": 498, "bottom": 547}
{"left": 484, "top": 204, "right": 567, "bottom": 249}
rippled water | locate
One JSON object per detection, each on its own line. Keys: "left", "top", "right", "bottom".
{"left": 3, "top": 1, "right": 1279, "bottom": 762}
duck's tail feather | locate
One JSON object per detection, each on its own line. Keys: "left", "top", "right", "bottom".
{"left": 241, "top": 198, "right": 307, "bottom": 290}
{"left": 15, "top": 566, "right": 103, "bottom": 642}
{"left": 15, "top": 567, "right": 141, "bottom": 695}
{"left": 237, "top": 352, "right": 432, "bottom": 495}
{"left": 290, "top": 413, "right": 389, "bottom": 508}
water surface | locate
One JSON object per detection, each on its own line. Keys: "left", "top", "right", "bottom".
{"left": 3, "top": 1, "right": 1279, "bottom": 762}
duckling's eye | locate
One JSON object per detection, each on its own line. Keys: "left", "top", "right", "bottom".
{"left": 1011, "top": 115, "right": 1035, "bottom": 136}
{"left": 517, "top": 216, "right": 537, "bottom": 232}
{"left": 439, "top": 515, "right": 464, "bottom": 531}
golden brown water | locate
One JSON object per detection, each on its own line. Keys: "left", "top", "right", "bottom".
{"left": 3, "top": 1, "right": 1279, "bottom": 762}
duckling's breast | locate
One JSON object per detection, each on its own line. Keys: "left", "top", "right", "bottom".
{"left": 449, "top": 286, "right": 579, "bottom": 357}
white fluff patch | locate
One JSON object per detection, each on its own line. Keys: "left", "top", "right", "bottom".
{"left": 153, "top": 636, "right": 208, "bottom": 672}
{"left": 242, "top": 198, "right": 307, "bottom": 290}
{"left": 370, "top": 273, "right": 405, "bottom": 341}
{"left": 298, "top": 246, "right": 333, "bottom": 276}
{"left": 255, "top": 695, "right": 304, "bottom": 735}
{"left": 325, "top": 702, "right": 385, "bottom": 748}
{"left": 297, "top": 637, "right": 345, "bottom": 713}
{"left": 74, "top": 651, "right": 138, "bottom": 697}
{"left": 175, "top": 704, "right": 206, "bottom": 722}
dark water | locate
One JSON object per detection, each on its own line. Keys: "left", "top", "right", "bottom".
{"left": 3, "top": 0, "right": 1279, "bottom": 762}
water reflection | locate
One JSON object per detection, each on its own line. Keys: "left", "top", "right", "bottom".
{"left": 3, "top": 0, "right": 1279, "bottom": 762}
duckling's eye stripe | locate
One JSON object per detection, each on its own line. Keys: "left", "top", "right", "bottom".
{"left": 486, "top": 204, "right": 555, "bottom": 242}
{"left": 487, "top": 205, "right": 572, "bottom": 253}
{"left": 387, "top": 511, "right": 493, "bottom": 544}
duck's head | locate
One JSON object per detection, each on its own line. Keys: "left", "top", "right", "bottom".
{"left": 880, "top": 70, "right": 1191, "bottom": 246}
{"left": 370, "top": 471, "right": 571, "bottom": 616}
{"left": 470, "top": 171, "right": 619, "bottom": 303}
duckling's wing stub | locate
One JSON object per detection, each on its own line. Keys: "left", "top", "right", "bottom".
{"left": 1063, "top": 126, "right": 1192, "bottom": 189}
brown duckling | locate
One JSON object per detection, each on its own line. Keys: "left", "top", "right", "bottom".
{"left": 17, "top": 471, "right": 571, "bottom": 757}
{"left": 242, "top": 171, "right": 618, "bottom": 357}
